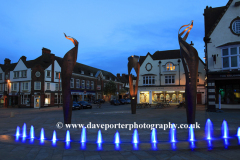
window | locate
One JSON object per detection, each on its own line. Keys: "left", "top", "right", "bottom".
{"left": 22, "top": 82, "right": 28, "bottom": 90}
{"left": 104, "top": 83, "right": 106, "bottom": 88}
{"left": 0, "top": 73, "right": 2, "bottom": 80}
{"left": 21, "top": 70, "right": 27, "bottom": 78}
{"left": 90, "top": 73, "right": 93, "bottom": 76}
{"left": 86, "top": 80, "right": 90, "bottom": 89}
{"left": 21, "top": 95, "right": 30, "bottom": 105}
{"left": 0, "top": 84, "right": 3, "bottom": 91}
{"left": 45, "top": 94, "right": 51, "bottom": 105}
{"left": 119, "top": 85, "right": 121, "bottom": 90}
{"left": 166, "top": 63, "right": 175, "bottom": 71}
{"left": 60, "top": 82, "right": 62, "bottom": 91}
{"left": 76, "top": 79, "right": 80, "bottom": 88}
{"left": 82, "top": 80, "right": 85, "bottom": 89}
{"left": 47, "top": 83, "right": 50, "bottom": 90}
{"left": 34, "top": 82, "right": 41, "bottom": 90}
{"left": 13, "top": 71, "right": 19, "bottom": 78}
{"left": 91, "top": 81, "right": 94, "bottom": 90}
{"left": 81, "top": 71, "right": 84, "bottom": 74}
{"left": 46, "top": 70, "right": 51, "bottom": 77}
{"left": 55, "top": 83, "right": 59, "bottom": 90}
{"left": 143, "top": 76, "right": 155, "bottom": 85}
{"left": 103, "top": 76, "right": 105, "bottom": 79}
{"left": 55, "top": 72, "right": 60, "bottom": 79}
{"left": 222, "top": 47, "right": 240, "bottom": 69}
{"left": 11, "top": 83, "right": 17, "bottom": 91}
{"left": 70, "top": 78, "right": 74, "bottom": 88}
{"left": 232, "top": 19, "right": 240, "bottom": 34}
{"left": 165, "top": 75, "right": 175, "bottom": 84}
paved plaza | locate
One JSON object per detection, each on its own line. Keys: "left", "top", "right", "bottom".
{"left": 0, "top": 103, "right": 240, "bottom": 159}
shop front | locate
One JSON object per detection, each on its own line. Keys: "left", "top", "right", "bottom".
{"left": 71, "top": 91, "right": 95, "bottom": 102}
{"left": 138, "top": 86, "right": 205, "bottom": 104}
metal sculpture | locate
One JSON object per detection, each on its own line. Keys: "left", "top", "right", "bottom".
{"left": 128, "top": 55, "right": 140, "bottom": 114}
{"left": 62, "top": 33, "right": 78, "bottom": 124}
{"left": 178, "top": 21, "right": 199, "bottom": 124}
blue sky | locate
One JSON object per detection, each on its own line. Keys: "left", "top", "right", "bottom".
{"left": 0, "top": 0, "right": 228, "bottom": 75}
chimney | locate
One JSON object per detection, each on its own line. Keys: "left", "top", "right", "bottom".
{"left": 4, "top": 58, "right": 11, "bottom": 65}
{"left": 42, "top": 47, "right": 51, "bottom": 54}
{"left": 117, "top": 73, "right": 120, "bottom": 78}
{"left": 20, "top": 56, "right": 26, "bottom": 62}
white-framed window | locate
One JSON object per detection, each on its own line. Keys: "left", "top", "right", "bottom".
{"left": 76, "top": 79, "right": 80, "bottom": 88}
{"left": 91, "top": 81, "right": 94, "bottom": 90}
{"left": 81, "top": 70, "right": 84, "bottom": 74}
{"left": 86, "top": 80, "right": 90, "bottom": 89}
{"left": 21, "top": 95, "right": 30, "bottom": 105}
{"left": 166, "top": 62, "right": 175, "bottom": 71}
{"left": 103, "top": 76, "right": 105, "bottom": 79}
{"left": 46, "top": 70, "right": 51, "bottom": 77}
{"left": 0, "top": 73, "right": 3, "bottom": 80}
{"left": 34, "top": 82, "right": 41, "bottom": 90}
{"left": 22, "top": 82, "right": 28, "bottom": 90}
{"left": 70, "top": 78, "right": 74, "bottom": 88}
{"left": 55, "top": 72, "right": 60, "bottom": 79}
{"left": 11, "top": 83, "right": 17, "bottom": 91}
{"left": 47, "top": 83, "right": 50, "bottom": 90}
{"left": 82, "top": 80, "right": 85, "bottom": 89}
{"left": 165, "top": 75, "right": 175, "bottom": 84}
{"left": 21, "top": 70, "right": 27, "bottom": 78}
{"left": 13, "top": 71, "right": 19, "bottom": 78}
{"left": 232, "top": 20, "right": 240, "bottom": 34}
{"left": 55, "top": 83, "right": 59, "bottom": 90}
{"left": 143, "top": 76, "right": 155, "bottom": 85}
{"left": 55, "top": 93, "right": 62, "bottom": 104}
{"left": 0, "top": 84, "right": 3, "bottom": 91}
{"left": 45, "top": 94, "right": 51, "bottom": 105}
{"left": 222, "top": 47, "right": 240, "bottom": 69}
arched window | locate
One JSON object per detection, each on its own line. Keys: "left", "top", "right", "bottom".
{"left": 166, "top": 63, "right": 175, "bottom": 71}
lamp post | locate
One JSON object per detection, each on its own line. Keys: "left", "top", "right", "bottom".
{"left": 7, "top": 79, "right": 10, "bottom": 108}
{"left": 58, "top": 72, "right": 60, "bottom": 108}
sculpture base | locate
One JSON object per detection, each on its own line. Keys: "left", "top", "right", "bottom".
{"left": 131, "top": 97, "right": 137, "bottom": 114}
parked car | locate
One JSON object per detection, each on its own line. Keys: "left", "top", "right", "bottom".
{"left": 72, "top": 101, "right": 81, "bottom": 110}
{"left": 119, "top": 99, "right": 126, "bottom": 104}
{"left": 78, "top": 101, "right": 92, "bottom": 109}
{"left": 110, "top": 100, "right": 120, "bottom": 105}
{"left": 94, "top": 99, "right": 105, "bottom": 104}
{"left": 125, "top": 98, "right": 131, "bottom": 104}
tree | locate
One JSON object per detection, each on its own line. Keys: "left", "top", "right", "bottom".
{"left": 104, "top": 80, "right": 117, "bottom": 98}
{"left": 119, "top": 88, "right": 127, "bottom": 96}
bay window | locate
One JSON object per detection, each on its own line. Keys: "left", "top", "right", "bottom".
{"left": 143, "top": 76, "right": 155, "bottom": 85}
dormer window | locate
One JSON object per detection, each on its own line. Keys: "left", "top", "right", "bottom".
{"left": 46, "top": 70, "right": 51, "bottom": 78}
{"left": 230, "top": 17, "right": 240, "bottom": 36}
{"left": 14, "top": 71, "right": 19, "bottom": 78}
{"left": 166, "top": 63, "right": 175, "bottom": 71}
{"left": 103, "top": 76, "right": 105, "bottom": 79}
{"left": 81, "top": 71, "right": 84, "bottom": 74}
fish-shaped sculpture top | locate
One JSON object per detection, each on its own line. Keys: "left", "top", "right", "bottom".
{"left": 62, "top": 33, "right": 78, "bottom": 124}
{"left": 128, "top": 55, "right": 140, "bottom": 114}
{"left": 178, "top": 21, "right": 199, "bottom": 124}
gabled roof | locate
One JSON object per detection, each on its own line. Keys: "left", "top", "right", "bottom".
{"left": 217, "top": 41, "right": 240, "bottom": 48}
{"left": 204, "top": 0, "right": 234, "bottom": 39}
{"left": 139, "top": 49, "right": 205, "bottom": 66}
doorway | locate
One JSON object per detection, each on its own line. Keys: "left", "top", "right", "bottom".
{"left": 197, "top": 93, "right": 202, "bottom": 104}
{"left": 34, "top": 95, "right": 40, "bottom": 108}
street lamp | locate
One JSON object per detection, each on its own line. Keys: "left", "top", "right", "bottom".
{"left": 7, "top": 79, "right": 10, "bottom": 108}
{"left": 58, "top": 72, "right": 60, "bottom": 108}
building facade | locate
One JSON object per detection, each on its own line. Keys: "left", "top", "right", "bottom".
{"left": 204, "top": 0, "right": 240, "bottom": 110}
{"left": 0, "top": 48, "right": 123, "bottom": 108}
{"left": 137, "top": 50, "right": 206, "bottom": 104}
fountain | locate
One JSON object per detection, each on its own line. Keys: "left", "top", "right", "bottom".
{"left": 189, "top": 124, "right": 195, "bottom": 142}
{"left": 22, "top": 123, "right": 27, "bottom": 138}
{"left": 237, "top": 127, "right": 240, "bottom": 137}
{"left": 222, "top": 120, "right": 229, "bottom": 139}
{"left": 151, "top": 128, "right": 157, "bottom": 143}
{"left": 16, "top": 126, "right": 20, "bottom": 137}
{"left": 97, "top": 130, "right": 102, "bottom": 150}
{"left": 40, "top": 128, "right": 45, "bottom": 144}
{"left": 114, "top": 131, "right": 120, "bottom": 150}
{"left": 65, "top": 130, "right": 71, "bottom": 149}
{"left": 81, "top": 127, "right": 86, "bottom": 143}
{"left": 30, "top": 125, "right": 34, "bottom": 139}
{"left": 52, "top": 130, "right": 57, "bottom": 146}
{"left": 132, "top": 129, "right": 139, "bottom": 150}
{"left": 205, "top": 119, "right": 213, "bottom": 140}
{"left": 170, "top": 123, "right": 176, "bottom": 143}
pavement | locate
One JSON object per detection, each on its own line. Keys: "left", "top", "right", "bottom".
{"left": 0, "top": 103, "right": 240, "bottom": 160}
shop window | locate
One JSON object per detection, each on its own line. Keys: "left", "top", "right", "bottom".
{"left": 21, "top": 95, "right": 30, "bottom": 105}
{"left": 45, "top": 94, "right": 51, "bottom": 104}
{"left": 140, "top": 91, "right": 149, "bottom": 103}
{"left": 152, "top": 91, "right": 163, "bottom": 103}
{"left": 165, "top": 75, "right": 175, "bottom": 84}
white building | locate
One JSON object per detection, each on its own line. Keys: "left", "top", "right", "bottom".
{"left": 204, "top": 0, "right": 240, "bottom": 110}
{"left": 137, "top": 50, "right": 206, "bottom": 104}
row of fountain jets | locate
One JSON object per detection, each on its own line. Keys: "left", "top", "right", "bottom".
{"left": 15, "top": 119, "right": 240, "bottom": 148}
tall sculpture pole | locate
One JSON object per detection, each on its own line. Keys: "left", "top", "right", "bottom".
{"left": 62, "top": 33, "right": 78, "bottom": 124}
{"left": 178, "top": 21, "right": 199, "bottom": 124}
{"left": 128, "top": 55, "right": 140, "bottom": 114}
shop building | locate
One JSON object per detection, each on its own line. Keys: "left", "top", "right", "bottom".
{"left": 204, "top": 0, "right": 240, "bottom": 110}
{"left": 137, "top": 50, "right": 206, "bottom": 104}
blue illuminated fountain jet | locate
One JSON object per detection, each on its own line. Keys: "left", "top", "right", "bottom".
{"left": 205, "top": 119, "right": 213, "bottom": 149}
{"left": 15, "top": 126, "right": 20, "bottom": 141}
{"left": 151, "top": 128, "right": 157, "bottom": 150}
{"left": 52, "top": 130, "right": 57, "bottom": 146}
{"left": 97, "top": 130, "right": 102, "bottom": 150}
{"left": 114, "top": 131, "right": 120, "bottom": 150}
{"left": 65, "top": 130, "right": 71, "bottom": 149}
{"left": 132, "top": 129, "right": 139, "bottom": 150}
{"left": 189, "top": 124, "right": 195, "bottom": 149}
{"left": 22, "top": 123, "right": 27, "bottom": 138}
{"left": 40, "top": 128, "right": 45, "bottom": 144}
{"left": 222, "top": 120, "right": 229, "bottom": 148}
{"left": 170, "top": 123, "right": 176, "bottom": 150}
{"left": 237, "top": 127, "right": 240, "bottom": 144}
{"left": 30, "top": 125, "right": 34, "bottom": 143}
{"left": 81, "top": 127, "right": 87, "bottom": 149}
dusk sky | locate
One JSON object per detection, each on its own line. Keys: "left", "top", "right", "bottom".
{"left": 1, "top": 0, "right": 228, "bottom": 76}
